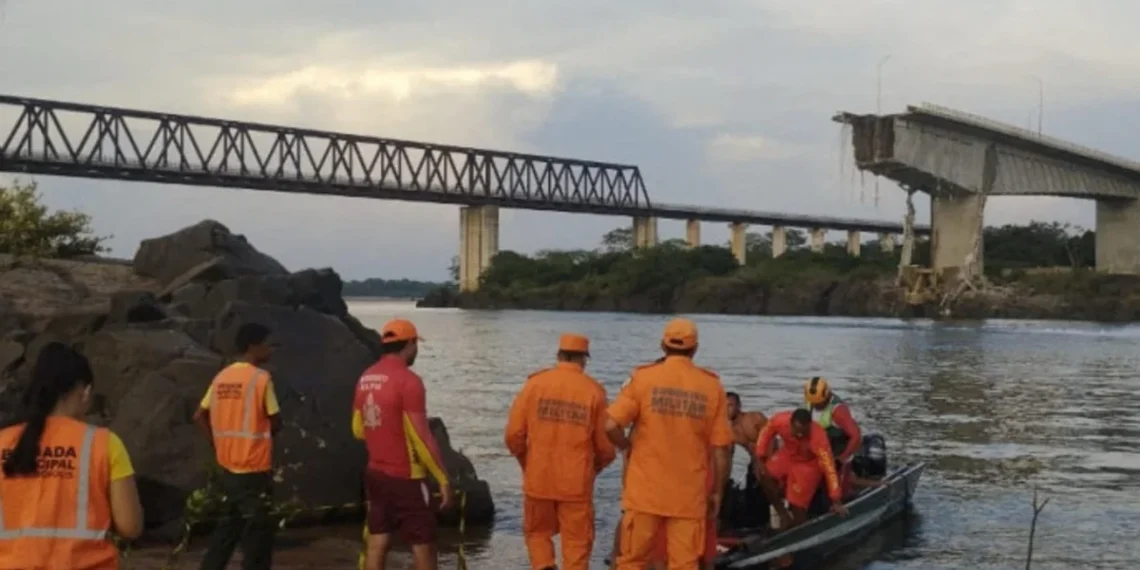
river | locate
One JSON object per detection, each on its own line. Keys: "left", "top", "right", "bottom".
{"left": 136, "top": 300, "right": 1140, "bottom": 569}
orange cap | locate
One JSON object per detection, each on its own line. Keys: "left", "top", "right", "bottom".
{"left": 380, "top": 318, "right": 421, "bottom": 344}
{"left": 661, "top": 318, "right": 698, "bottom": 350}
{"left": 558, "top": 333, "right": 590, "bottom": 355}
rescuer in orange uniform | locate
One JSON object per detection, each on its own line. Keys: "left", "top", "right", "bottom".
{"left": 0, "top": 342, "right": 144, "bottom": 570}
{"left": 353, "top": 318, "right": 452, "bottom": 570}
{"left": 605, "top": 318, "right": 734, "bottom": 570}
{"left": 752, "top": 408, "right": 848, "bottom": 531}
{"left": 505, "top": 333, "right": 617, "bottom": 570}
{"left": 803, "top": 377, "right": 863, "bottom": 498}
{"left": 195, "top": 323, "right": 283, "bottom": 570}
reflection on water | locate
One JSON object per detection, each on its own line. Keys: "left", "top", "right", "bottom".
{"left": 135, "top": 305, "right": 1140, "bottom": 569}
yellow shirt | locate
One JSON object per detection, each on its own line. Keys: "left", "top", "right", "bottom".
{"left": 108, "top": 432, "right": 134, "bottom": 481}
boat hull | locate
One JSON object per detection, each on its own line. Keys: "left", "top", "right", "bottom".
{"left": 715, "top": 461, "right": 926, "bottom": 569}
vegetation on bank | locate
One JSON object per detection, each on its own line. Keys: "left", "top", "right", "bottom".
{"left": 342, "top": 277, "right": 452, "bottom": 298}
{"left": 450, "top": 221, "right": 1097, "bottom": 297}
{"left": 0, "top": 180, "right": 109, "bottom": 258}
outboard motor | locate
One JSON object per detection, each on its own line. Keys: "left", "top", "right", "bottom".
{"left": 853, "top": 433, "right": 887, "bottom": 478}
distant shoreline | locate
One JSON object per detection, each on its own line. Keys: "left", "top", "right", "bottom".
{"left": 345, "top": 295, "right": 421, "bottom": 302}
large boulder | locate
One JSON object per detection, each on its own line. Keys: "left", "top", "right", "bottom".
{"left": 0, "top": 220, "right": 494, "bottom": 538}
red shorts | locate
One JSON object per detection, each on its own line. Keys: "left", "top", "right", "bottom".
{"left": 766, "top": 451, "right": 822, "bottom": 510}
{"left": 364, "top": 470, "right": 437, "bottom": 545}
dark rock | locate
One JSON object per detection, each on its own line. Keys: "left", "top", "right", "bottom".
{"left": 190, "top": 275, "right": 293, "bottom": 321}
{"left": 133, "top": 220, "right": 288, "bottom": 286}
{"left": 289, "top": 268, "right": 348, "bottom": 316}
{"left": 108, "top": 291, "right": 166, "bottom": 324}
{"left": 0, "top": 219, "right": 496, "bottom": 537}
{"left": 0, "top": 340, "right": 23, "bottom": 375}
{"left": 427, "top": 418, "right": 495, "bottom": 525}
{"left": 157, "top": 257, "right": 234, "bottom": 301}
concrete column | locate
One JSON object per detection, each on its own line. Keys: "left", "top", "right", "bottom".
{"left": 632, "top": 216, "right": 658, "bottom": 248}
{"left": 685, "top": 219, "right": 701, "bottom": 248}
{"left": 729, "top": 222, "right": 747, "bottom": 265}
{"left": 878, "top": 232, "right": 897, "bottom": 253}
{"left": 810, "top": 228, "right": 826, "bottom": 253}
{"left": 846, "top": 230, "right": 861, "bottom": 257}
{"left": 1095, "top": 198, "right": 1140, "bottom": 274}
{"left": 771, "top": 225, "right": 787, "bottom": 258}
{"left": 931, "top": 193, "right": 983, "bottom": 276}
{"left": 458, "top": 205, "right": 500, "bottom": 292}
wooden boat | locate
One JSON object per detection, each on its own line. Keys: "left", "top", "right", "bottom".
{"left": 713, "top": 461, "right": 926, "bottom": 569}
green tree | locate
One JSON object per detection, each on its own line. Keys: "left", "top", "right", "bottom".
{"left": 600, "top": 226, "right": 633, "bottom": 252}
{"left": 448, "top": 255, "right": 460, "bottom": 282}
{"left": 0, "top": 180, "right": 108, "bottom": 258}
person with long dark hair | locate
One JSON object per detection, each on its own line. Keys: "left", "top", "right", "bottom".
{"left": 0, "top": 341, "right": 144, "bottom": 569}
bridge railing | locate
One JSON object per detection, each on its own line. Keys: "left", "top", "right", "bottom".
{"left": 0, "top": 95, "right": 652, "bottom": 210}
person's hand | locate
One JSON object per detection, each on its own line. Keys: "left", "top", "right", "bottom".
{"left": 830, "top": 501, "right": 849, "bottom": 518}
{"left": 438, "top": 484, "right": 454, "bottom": 511}
{"left": 752, "top": 459, "right": 768, "bottom": 479}
{"left": 707, "top": 492, "right": 722, "bottom": 519}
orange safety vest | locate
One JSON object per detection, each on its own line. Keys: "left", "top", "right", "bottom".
{"left": 0, "top": 418, "right": 117, "bottom": 570}
{"left": 209, "top": 363, "right": 273, "bottom": 473}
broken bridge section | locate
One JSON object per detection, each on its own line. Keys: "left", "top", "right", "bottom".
{"left": 835, "top": 103, "right": 1140, "bottom": 275}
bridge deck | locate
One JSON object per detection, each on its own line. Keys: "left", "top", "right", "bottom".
{"left": 0, "top": 94, "right": 926, "bottom": 234}
{"left": 834, "top": 103, "right": 1140, "bottom": 200}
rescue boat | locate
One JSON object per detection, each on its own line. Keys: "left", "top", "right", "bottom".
{"left": 713, "top": 434, "right": 925, "bottom": 569}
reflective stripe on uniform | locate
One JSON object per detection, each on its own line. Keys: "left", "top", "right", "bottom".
{"left": 212, "top": 368, "right": 271, "bottom": 440}
{"left": 0, "top": 426, "right": 107, "bottom": 541}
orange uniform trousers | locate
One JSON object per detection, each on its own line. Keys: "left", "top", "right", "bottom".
{"left": 523, "top": 497, "right": 594, "bottom": 570}
{"left": 618, "top": 510, "right": 705, "bottom": 570}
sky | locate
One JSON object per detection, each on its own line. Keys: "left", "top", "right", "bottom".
{"left": 3, "top": 0, "right": 1140, "bottom": 280}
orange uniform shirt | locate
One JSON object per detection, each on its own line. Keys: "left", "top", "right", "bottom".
{"left": 755, "top": 410, "right": 842, "bottom": 502}
{"left": 607, "top": 356, "right": 734, "bottom": 519}
{"left": 0, "top": 417, "right": 135, "bottom": 570}
{"left": 505, "top": 361, "right": 616, "bottom": 501}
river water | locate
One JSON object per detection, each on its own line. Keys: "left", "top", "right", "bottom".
{"left": 136, "top": 300, "right": 1140, "bottom": 569}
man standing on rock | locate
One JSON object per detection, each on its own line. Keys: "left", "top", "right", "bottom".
{"left": 504, "top": 333, "right": 616, "bottom": 570}
{"left": 194, "top": 322, "right": 282, "bottom": 570}
{"left": 352, "top": 318, "right": 452, "bottom": 570}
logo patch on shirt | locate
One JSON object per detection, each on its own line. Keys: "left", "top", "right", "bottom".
{"left": 362, "top": 393, "right": 383, "bottom": 428}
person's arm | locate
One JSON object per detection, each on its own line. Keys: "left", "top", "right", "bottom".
{"left": 709, "top": 391, "right": 734, "bottom": 492}
{"left": 351, "top": 409, "right": 365, "bottom": 440}
{"left": 592, "top": 387, "right": 617, "bottom": 472}
{"left": 504, "top": 384, "right": 530, "bottom": 470}
{"left": 831, "top": 405, "right": 861, "bottom": 462}
{"left": 753, "top": 421, "right": 775, "bottom": 463}
{"left": 193, "top": 387, "right": 214, "bottom": 447}
{"left": 263, "top": 376, "right": 282, "bottom": 436}
{"left": 107, "top": 432, "right": 144, "bottom": 540}
{"left": 401, "top": 375, "right": 450, "bottom": 488}
{"left": 605, "top": 379, "right": 640, "bottom": 451}
{"left": 811, "top": 427, "right": 843, "bottom": 502}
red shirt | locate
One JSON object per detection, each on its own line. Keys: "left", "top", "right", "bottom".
{"left": 755, "top": 410, "right": 842, "bottom": 501}
{"left": 352, "top": 356, "right": 448, "bottom": 483}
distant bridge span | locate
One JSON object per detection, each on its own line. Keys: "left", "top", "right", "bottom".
{"left": 0, "top": 94, "right": 923, "bottom": 290}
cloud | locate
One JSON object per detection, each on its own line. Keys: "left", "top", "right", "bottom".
{"left": 2, "top": 0, "right": 1137, "bottom": 279}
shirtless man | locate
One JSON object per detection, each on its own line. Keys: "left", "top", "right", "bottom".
{"left": 726, "top": 392, "right": 767, "bottom": 459}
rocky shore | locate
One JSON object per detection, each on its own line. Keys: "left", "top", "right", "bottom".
{"left": 0, "top": 220, "right": 494, "bottom": 541}
{"left": 418, "top": 270, "right": 1140, "bottom": 322}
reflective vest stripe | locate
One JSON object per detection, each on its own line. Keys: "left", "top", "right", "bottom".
{"left": 815, "top": 394, "right": 844, "bottom": 429}
{"left": 0, "top": 425, "right": 107, "bottom": 541}
{"left": 212, "top": 368, "right": 271, "bottom": 440}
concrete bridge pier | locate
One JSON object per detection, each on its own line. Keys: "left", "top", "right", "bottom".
{"left": 729, "top": 222, "right": 747, "bottom": 265}
{"left": 633, "top": 216, "right": 658, "bottom": 248}
{"left": 810, "top": 228, "right": 826, "bottom": 253}
{"left": 879, "top": 232, "right": 896, "bottom": 253}
{"left": 846, "top": 230, "right": 861, "bottom": 257}
{"left": 458, "top": 205, "right": 500, "bottom": 292}
{"left": 1095, "top": 198, "right": 1140, "bottom": 273}
{"left": 930, "top": 193, "right": 984, "bottom": 276}
{"left": 771, "top": 226, "right": 787, "bottom": 258}
{"left": 685, "top": 219, "right": 701, "bottom": 248}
